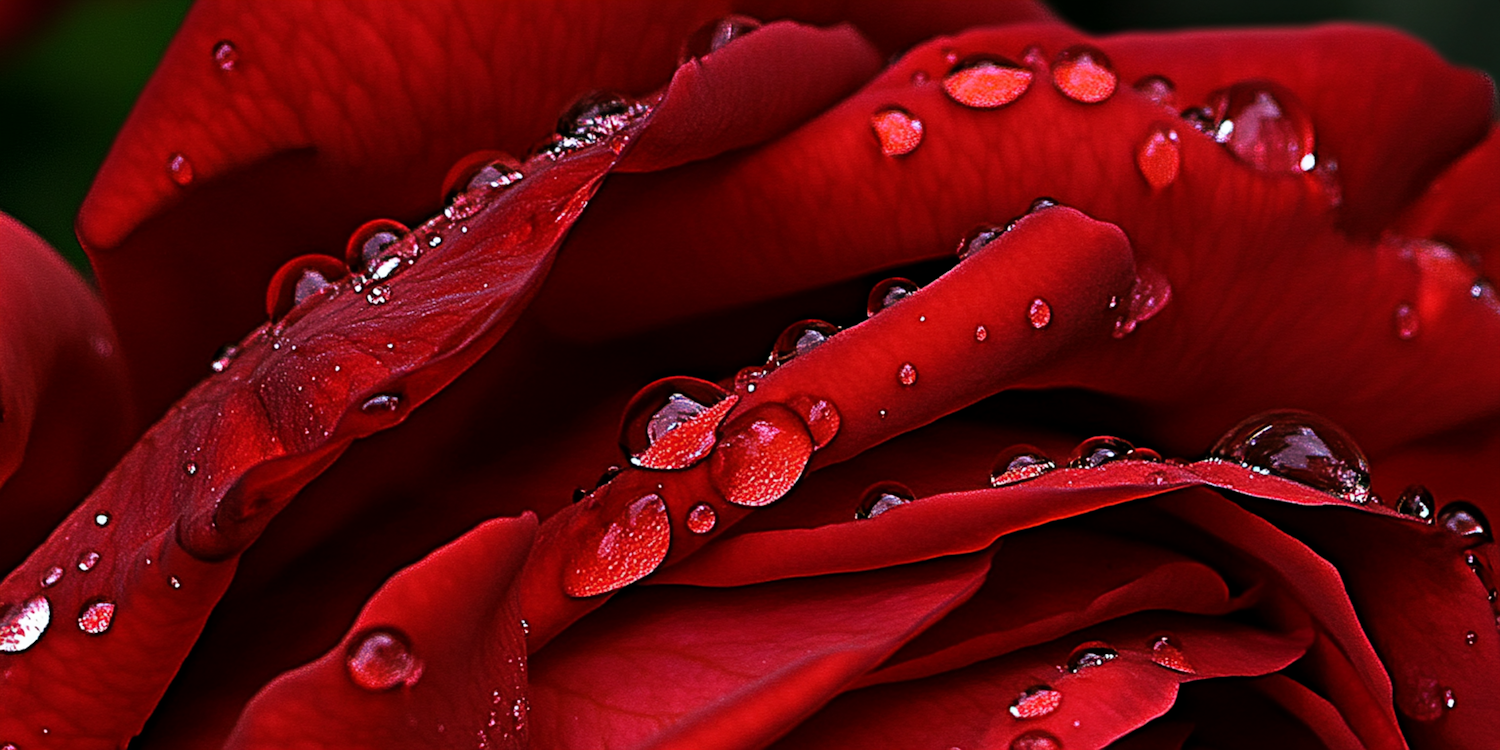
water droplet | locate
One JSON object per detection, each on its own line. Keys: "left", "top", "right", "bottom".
{"left": 620, "top": 378, "right": 735, "bottom": 471}
{"left": 1028, "top": 298, "right": 1052, "bottom": 329}
{"left": 441, "top": 150, "right": 524, "bottom": 205}
{"left": 169, "top": 576, "right": 182, "bottom": 590}
{"left": 539, "top": 91, "right": 646, "bottom": 157}
{"left": 77, "top": 550, "right": 100, "bottom": 572}
{"left": 957, "top": 223, "right": 1005, "bottom": 260}
{"left": 344, "top": 219, "right": 409, "bottom": 278}
{"left": 1051, "top": 45, "right": 1116, "bottom": 103}
{"left": 360, "top": 393, "right": 402, "bottom": 415}
{"left": 1209, "top": 409, "right": 1371, "bottom": 503}
{"left": 365, "top": 284, "right": 391, "bottom": 305}
{"left": 788, "top": 395, "right": 841, "bottom": 450}
{"left": 1126, "top": 447, "right": 1163, "bottom": 462}
{"left": 1204, "top": 82, "right": 1316, "bottom": 173}
{"left": 1149, "top": 634, "right": 1195, "bottom": 673}
{"left": 184, "top": 461, "right": 199, "bottom": 476}
{"left": 942, "top": 55, "right": 1033, "bottom": 109}
{"left": 709, "top": 403, "right": 813, "bottom": 508}
{"left": 1466, "top": 630, "right": 1479, "bottom": 646}
{"left": 1438, "top": 502, "right": 1491, "bottom": 544}
{"left": 1066, "top": 641, "right": 1119, "bottom": 672}
{"left": 1008, "top": 684, "right": 1062, "bottom": 719}
{"left": 1395, "top": 485, "right": 1435, "bottom": 522}
{"left": 77, "top": 600, "right": 115, "bottom": 635}
{"left": 1134, "top": 75, "right": 1176, "bottom": 107}
{"left": 975, "top": 325, "right": 988, "bottom": 342}
{"left": 346, "top": 628, "right": 423, "bottom": 691}
{"left": 1394, "top": 303, "right": 1420, "bottom": 340}
{"left": 1402, "top": 677, "right": 1457, "bottom": 721}
{"left": 856, "top": 481, "right": 915, "bottom": 519}
{"left": 680, "top": 14, "right": 761, "bottom": 63}
{"left": 564, "top": 492, "right": 672, "bottom": 597}
{"left": 1111, "top": 267, "right": 1173, "bottom": 338}
{"left": 686, "top": 503, "right": 718, "bottom": 534}
{"left": 1136, "top": 125, "right": 1180, "bottom": 189}
{"left": 167, "top": 152, "right": 194, "bottom": 186}
{"left": 1068, "top": 436, "right": 1134, "bottom": 469}
{"left": 870, "top": 106, "right": 924, "bottom": 157}
{"left": 94, "top": 512, "right": 110, "bottom": 527}
{"left": 0, "top": 596, "right": 51, "bottom": 653}
{"left": 897, "top": 362, "right": 918, "bottom": 387}
{"left": 867, "top": 277, "right": 919, "bottom": 317}
{"left": 40, "top": 566, "right": 63, "bottom": 588}
{"left": 990, "top": 445, "right": 1056, "bottom": 487}
{"left": 1009, "top": 730, "right": 1062, "bottom": 750}
{"left": 266, "top": 254, "right": 348, "bottom": 321}
{"left": 769, "top": 320, "right": 840, "bottom": 367}
{"left": 212, "top": 40, "right": 238, "bottom": 71}
{"left": 732, "top": 366, "right": 765, "bottom": 394}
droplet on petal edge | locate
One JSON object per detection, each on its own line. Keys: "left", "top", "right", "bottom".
{"left": 1136, "top": 125, "right": 1180, "bottom": 189}
{"left": 867, "top": 277, "right": 919, "bottom": 317}
{"left": 1010, "top": 730, "right": 1062, "bottom": 750}
{"left": 1068, "top": 436, "right": 1133, "bottom": 469}
{"left": 679, "top": 14, "right": 761, "bottom": 63}
{"left": 1066, "top": 641, "right": 1119, "bottom": 672}
{"left": 167, "top": 152, "right": 194, "bottom": 186}
{"left": 0, "top": 596, "right": 51, "bottom": 652}
{"left": 1051, "top": 45, "right": 1116, "bottom": 103}
{"left": 1112, "top": 266, "right": 1173, "bottom": 338}
{"left": 77, "top": 600, "right": 115, "bottom": 635}
{"left": 686, "top": 503, "right": 718, "bottom": 535}
{"left": 1438, "top": 502, "right": 1492, "bottom": 544}
{"left": 856, "top": 481, "right": 916, "bottom": 519}
{"left": 709, "top": 404, "right": 814, "bottom": 508}
{"left": 957, "top": 224, "right": 1005, "bottom": 260}
{"left": 870, "top": 107, "right": 924, "bottom": 157}
{"left": 1008, "top": 685, "right": 1062, "bottom": 719}
{"left": 346, "top": 628, "right": 423, "bottom": 691}
{"left": 769, "top": 320, "right": 840, "bottom": 367}
{"left": 990, "top": 445, "right": 1056, "bottom": 487}
{"left": 1149, "top": 634, "right": 1195, "bottom": 673}
{"left": 620, "top": 377, "right": 734, "bottom": 471}
{"left": 266, "top": 254, "right": 348, "bottom": 321}
{"left": 942, "top": 55, "right": 1032, "bottom": 109}
{"left": 564, "top": 493, "right": 672, "bottom": 597}
{"left": 1395, "top": 484, "right": 1435, "bottom": 522}
{"left": 1209, "top": 409, "right": 1371, "bottom": 504}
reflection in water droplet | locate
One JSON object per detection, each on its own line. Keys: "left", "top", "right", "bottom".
{"left": 1204, "top": 82, "right": 1316, "bottom": 174}
{"left": 621, "top": 378, "right": 734, "bottom": 471}
{"left": 360, "top": 393, "right": 402, "bottom": 415}
{"left": 897, "top": 362, "right": 918, "bottom": 387}
{"left": 856, "top": 481, "right": 915, "bottom": 519}
{"left": 1209, "top": 409, "right": 1371, "bottom": 503}
{"left": 867, "top": 277, "right": 919, "bottom": 317}
{"left": 1051, "top": 45, "right": 1116, "bottom": 103}
{"left": 1008, "top": 685, "right": 1062, "bottom": 719}
{"left": 686, "top": 503, "right": 718, "bottom": 534}
{"left": 1438, "top": 502, "right": 1492, "bottom": 544}
{"left": 942, "top": 55, "right": 1033, "bottom": 109}
{"left": 167, "top": 152, "right": 194, "bottom": 186}
{"left": 957, "top": 224, "right": 1005, "bottom": 260}
{"left": 346, "top": 629, "right": 423, "bottom": 691}
{"left": 77, "top": 551, "right": 101, "bottom": 572}
{"left": 710, "top": 404, "right": 814, "bottom": 508}
{"left": 770, "top": 320, "right": 840, "bottom": 367}
{"left": 733, "top": 366, "right": 765, "bottom": 394}
{"left": 1396, "top": 485, "right": 1435, "bottom": 522}
{"left": 564, "top": 493, "right": 672, "bottom": 597}
{"left": 788, "top": 395, "right": 841, "bottom": 450}
{"left": 213, "top": 40, "right": 238, "bottom": 71}
{"left": 0, "top": 596, "right": 51, "bottom": 653}
{"left": 94, "top": 512, "right": 111, "bottom": 527}
{"left": 77, "top": 600, "right": 115, "bottom": 635}
{"left": 267, "top": 254, "right": 348, "bottom": 321}
{"left": 1067, "top": 641, "right": 1119, "bottom": 672}
{"left": 870, "top": 107, "right": 925, "bottom": 157}
{"left": 41, "top": 566, "right": 63, "bottom": 588}
{"left": 1136, "top": 125, "right": 1180, "bottom": 189}
{"left": 1068, "top": 436, "right": 1134, "bottom": 469}
{"left": 1134, "top": 75, "right": 1176, "bottom": 107}
{"left": 344, "top": 219, "right": 409, "bottom": 278}
{"left": 1010, "top": 730, "right": 1062, "bottom": 750}
{"left": 1149, "top": 634, "right": 1195, "bottom": 673}
{"left": 539, "top": 91, "right": 648, "bottom": 157}
{"left": 1112, "top": 267, "right": 1173, "bottom": 338}
{"left": 990, "top": 445, "right": 1056, "bottom": 487}
{"left": 1394, "top": 303, "right": 1420, "bottom": 340}
{"left": 975, "top": 325, "right": 988, "bottom": 342}
{"left": 1466, "top": 630, "right": 1479, "bottom": 646}
{"left": 1028, "top": 298, "right": 1052, "bottom": 329}
{"left": 680, "top": 14, "right": 761, "bottom": 63}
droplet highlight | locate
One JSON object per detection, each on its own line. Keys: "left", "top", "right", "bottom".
{"left": 942, "top": 55, "right": 1033, "bottom": 109}
{"left": 1396, "top": 485, "right": 1435, "bottom": 522}
{"left": 1204, "top": 82, "right": 1316, "bottom": 174}
{"left": 769, "top": 320, "right": 840, "bottom": 367}
{"left": 94, "top": 512, "right": 111, "bottom": 527}
{"left": 686, "top": 503, "right": 718, "bottom": 535}
{"left": 856, "top": 481, "right": 915, "bottom": 519}
{"left": 1209, "top": 409, "right": 1371, "bottom": 503}
{"left": 77, "top": 600, "right": 115, "bottom": 635}
{"left": 867, "top": 277, "right": 918, "bottom": 317}
{"left": 1067, "top": 641, "right": 1119, "bottom": 672}
{"left": 167, "top": 152, "right": 193, "bottom": 186}
{"left": 1149, "top": 634, "right": 1195, "bottom": 673}
{"left": 1111, "top": 267, "right": 1173, "bottom": 338}
{"left": 40, "top": 566, "right": 63, "bottom": 588}
{"left": 346, "top": 628, "right": 423, "bottom": 691}
{"left": 1438, "top": 502, "right": 1492, "bottom": 544}
{"left": 709, "top": 404, "right": 814, "bottom": 508}
{"left": 564, "top": 493, "right": 672, "bottom": 597}
{"left": 975, "top": 325, "right": 989, "bottom": 342}
{"left": 213, "top": 40, "right": 238, "bottom": 71}
{"left": 360, "top": 393, "right": 402, "bottom": 415}
{"left": 77, "top": 550, "right": 100, "bottom": 572}
{"left": 1136, "top": 125, "right": 1180, "bottom": 189}
{"left": 870, "top": 107, "right": 924, "bottom": 157}
{"left": 1028, "top": 298, "right": 1052, "bottom": 329}
{"left": 0, "top": 596, "right": 51, "bottom": 653}
{"left": 1008, "top": 684, "right": 1062, "bottom": 720}
{"left": 1051, "top": 45, "right": 1116, "bottom": 103}
{"left": 620, "top": 377, "right": 735, "bottom": 471}
{"left": 1134, "top": 75, "right": 1176, "bottom": 107}
{"left": 1068, "top": 436, "right": 1134, "bottom": 469}
{"left": 990, "top": 445, "right": 1056, "bottom": 487}
{"left": 788, "top": 395, "right": 841, "bottom": 450}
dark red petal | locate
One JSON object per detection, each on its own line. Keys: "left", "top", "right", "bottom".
{"left": 223, "top": 515, "right": 535, "bottom": 749}
{"left": 1397, "top": 125, "right": 1500, "bottom": 279}
{"left": 1167, "top": 676, "right": 1367, "bottom": 750}
{"left": 528, "top": 552, "right": 989, "bottom": 750}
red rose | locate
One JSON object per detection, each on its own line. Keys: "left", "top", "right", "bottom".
{"left": 2, "top": 2, "right": 1498, "bottom": 748}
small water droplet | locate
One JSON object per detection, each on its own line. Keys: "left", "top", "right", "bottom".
{"left": 867, "top": 277, "right": 919, "bottom": 317}
{"left": 1066, "top": 641, "right": 1119, "bottom": 672}
{"left": 94, "top": 512, "right": 110, "bottom": 527}
{"left": 1466, "top": 630, "right": 1479, "bottom": 646}
{"left": 1396, "top": 484, "right": 1435, "bottom": 522}
{"left": 40, "top": 566, "right": 63, "bottom": 588}
{"left": 855, "top": 481, "right": 915, "bottom": 519}
{"left": 169, "top": 576, "right": 182, "bottom": 590}
{"left": 685, "top": 503, "right": 718, "bottom": 534}
{"left": 213, "top": 40, "right": 238, "bottom": 71}
{"left": 870, "top": 106, "right": 924, "bottom": 157}
{"left": 942, "top": 55, "right": 1033, "bottom": 109}
{"left": 77, "top": 550, "right": 100, "bottom": 572}
{"left": 184, "top": 461, "right": 199, "bottom": 476}
{"left": 620, "top": 377, "right": 734, "bottom": 471}
{"left": 1051, "top": 45, "right": 1116, "bottom": 103}
{"left": 1126, "top": 447, "right": 1163, "bottom": 462}
{"left": 346, "top": 628, "right": 423, "bottom": 691}
{"left": 679, "top": 14, "right": 761, "bottom": 63}
{"left": 1068, "top": 436, "right": 1134, "bottom": 469}
{"left": 359, "top": 394, "right": 401, "bottom": 416}
{"left": 1134, "top": 75, "right": 1176, "bottom": 107}
{"left": 1394, "top": 303, "right": 1420, "bottom": 340}
{"left": 769, "top": 320, "right": 840, "bottom": 367}
{"left": 788, "top": 395, "right": 841, "bottom": 451}
{"left": 975, "top": 325, "right": 988, "bottom": 342}
{"left": 990, "top": 445, "right": 1056, "bottom": 487}
{"left": 77, "top": 600, "right": 115, "bottom": 635}
{"left": 1009, "top": 730, "right": 1061, "bottom": 750}
{"left": 1136, "top": 125, "right": 1180, "bottom": 189}
{"left": 957, "top": 223, "right": 1005, "bottom": 260}
{"left": 564, "top": 493, "right": 672, "bottom": 597}
{"left": 897, "top": 362, "right": 918, "bottom": 387}
{"left": 344, "top": 219, "right": 409, "bottom": 278}
{"left": 1149, "top": 634, "right": 1195, "bottom": 673}
{"left": 910, "top": 70, "right": 929, "bottom": 86}
{"left": 709, "top": 404, "right": 813, "bottom": 507}
{"left": 1008, "top": 684, "right": 1062, "bottom": 719}
{"left": 427, "top": 234, "right": 443, "bottom": 248}
{"left": 1209, "top": 409, "right": 1371, "bottom": 503}
{"left": 733, "top": 366, "right": 765, "bottom": 394}
{"left": 1111, "top": 267, "right": 1173, "bottom": 338}
{"left": 1438, "top": 502, "right": 1492, "bottom": 544}
{"left": 1203, "top": 82, "right": 1316, "bottom": 174}
{"left": 1028, "top": 298, "right": 1052, "bottom": 329}
{"left": 167, "top": 152, "right": 194, "bottom": 186}
{"left": 266, "top": 254, "right": 347, "bottom": 321}
{"left": 0, "top": 596, "right": 51, "bottom": 653}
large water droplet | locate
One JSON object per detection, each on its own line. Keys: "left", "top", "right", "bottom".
{"left": 213, "top": 40, "right": 238, "bottom": 71}
{"left": 769, "top": 320, "right": 840, "bottom": 367}
{"left": 957, "top": 223, "right": 1005, "bottom": 260}
{"left": 77, "top": 600, "right": 115, "bottom": 635}
{"left": 1149, "top": 634, "right": 1195, "bottom": 673}
{"left": 870, "top": 107, "right": 924, "bottom": 157}
{"left": 1112, "top": 267, "right": 1173, "bottom": 338}
{"left": 1209, "top": 410, "right": 1371, "bottom": 503}
{"left": 897, "top": 362, "right": 918, "bottom": 387}
{"left": 788, "top": 395, "right": 841, "bottom": 451}
{"left": 77, "top": 550, "right": 101, "bottom": 572}
{"left": 1008, "top": 685, "right": 1062, "bottom": 719}
{"left": 541, "top": 91, "right": 645, "bottom": 157}
{"left": 344, "top": 219, "right": 409, "bottom": 279}
{"left": 680, "top": 14, "right": 761, "bottom": 63}
{"left": 1394, "top": 303, "right": 1420, "bottom": 340}
{"left": 1009, "top": 730, "right": 1062, "bottom": 750}
{"left": 942, "top": 55, "right": 1033, "bottom": 109}
{"left": 1438, "top": 502, "right": 1492, "bottom": 544}
{"left": 266, "top": 254, "right": 348, "bottom": 321}
{"left": 867, "top": 277, "right": 919, "bottom": 317}
{"left": 564, "top": 492, "right": 672, "bottom": 597}
{"left": 346, "top": 628, "right": 423, "bottom": 691}
{"left": 1136, "top": 125, "right": 1180, "bottom": 189}
{"left": 1051, "top": 45, "right": 1116, "bottom": 103}
{"left": 1134, "top": 75, "right": 1176, "bottom": 107}
{"left": 620, "top": 377, "right": 735, "bottom": 471}
{"left": 41, "top": 566, "right": 63, "bottom": 588}
{"left": 1204, "top": 82, "right": 1316, "bottom": 174}
{"left": 167, "top": 152, "right": 194, "bottom": 186}
{"left": 0, "top": 596, "right": 51, "bottom": 652}
{"left": 991, "top": 445, "right": 1056, "bottom": 487}
{"left": 1028, "top": 298, "right": 1052, "bottom": 329}
{"left": 856, "top": 481, "right": 915, "bottom": 519}
{"left": 1068, "top": 436, "right": 1134, "bottom": 469}
{"left": 686, "top": 503, "right": 718, "bottom": 535}
{"left": 1067, "top": 641, "right": 1119, "bottom": 672}
{"left": 709, "top": 404, "right": 813, "bottom": 507}
{"left": 1396, "top": 485, "right": 1435, "bottom": 522}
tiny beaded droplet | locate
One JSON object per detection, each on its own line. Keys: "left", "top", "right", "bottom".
{"left": 1028, "top": 298, "right": 1052, "bottom": 329}
{"left": 213, "top": 40, "right": 238, "bottom": 71}
{"left": 167, "top": 153, "right": 194, "bottom": 186}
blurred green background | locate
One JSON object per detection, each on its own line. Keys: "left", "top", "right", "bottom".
{"left": 0, "top": 0, "right": 1494, "bottom": 274}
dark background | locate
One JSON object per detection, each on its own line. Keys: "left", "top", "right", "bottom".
{"left": 1, "top": 0, "right": 1495, "bottom": 272}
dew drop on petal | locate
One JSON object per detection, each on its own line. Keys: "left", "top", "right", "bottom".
{"left": 1067, "top": 641, "right": 1119, "bottom": 672}
{"left": 1149, "top": 634, "right": 1195, "bottom": 673}
{"left": 870, "top": 107, "right": 924, "bottom": 157}
{"left": 867, "top": 277, "right": 919, "bottom": 317}
{"left": 1126, "top": 447, "right": 1163, "bottom": 462}
{"left": 1010, "top": 730, "right": 1062, "bottom": 750}
{"left": 975, "top": 325, "right": 988, "bottom": 342}
{"left": 169, "top": 576, "right": 182, "bottom": 590}
{"left": 167, "top": 152, "right": 193, "bottom": 186}
{"left": 346, "top": 628, "right": 423, "bottom": 691}
{"left": 441, "top": 150, "right": 524, "bottom": 204}
{"left": 209, "top": 343, "right": 239, "bottom": 373}
{"left": 620, "top": 377, "right": 734, "bottom": 471}
{"left": 1051, "top": 45, "right": 1116, "bottom": 103}
{"left": 897, "top": 362, "right": 918, "bottom": 387}
{"left": 1205, "top": 82, "right": 1316, "bottom": 174}
{"left": 1068, "top": 436, "right": 1134, "bottom": 469}
{"left": 564, "top": 493, "right": 672, "bottom": 597}
{"left": 686, "top": 503, "right": 718, "bottom": 535}
{"left": 856, "top": 481, "right": 915, "bottom": 519}
{"left": 266, "top": 254, "right": 348, "bottom": 321}
{"left": 1134, "top": 74, "right": 1176, "bottom": 107}
{"left": 1209, "top": 409, "right": 1371, "bottom": 503}
{"left": 709, "top": 404, "right": 813, "bottom": 508}
{"left": 1028, "top": 298, "right": 1052, "bottom": 329}
{"left": 679, "top": 14, "right": 761, "bottom": 63}
{"left": 788, "top": 395, "right": 841, "bottom": 450}
{"left": 991, "top": 445, "right": 1056, "bottom": 487}
{"left": 942, "top": 55, "right": 1032, "bottom": 109}
{"left": 213, "top": 40, "right": 238, "bottom": 71}
{"left": 1112, "top": 267, "right": 1174, "bottom": 338}
{"left": 1466, "top": 630, "right": 1479, "bottom": 646}
{"left": 40, "top": 566, "right": 63, "bottom": 588}
{"left": 957, "top": 224, "right": 1005, "bottom": 260}
{"left": 1396, "top": 484, "right": 1436, "bottom": 522}
{"left": 184, "top": 461, "right": 199, "bottom": 476}
{"left": 733, "top": 366, "right": 765, "bottom": 394}
{"left": 360, "top": 393, "right": 402, "bottom": 415}
{"left": 77, "top": 550, "right": 100, "bottom": 572}
{"left": 770, "top": 320, "right": 840, "bottom": 367}
{"left": 77, "top": 600, "right": 115, "bottom": 635}
{"left": 344, "top": 219, "right": 409, "bottom": 277}
{"left": 94, "top": 512, "right": 110, "bottom": 527}
{"left": 1438, "top": 502, "right": 1492, "bottom": 544}
{"left": 1394, "top": 303, "right": 1420, "bottom": 340}
{"left": 1136, "top": 125, "right": 1180, "bottom": 189}
{"left": 0, "top": 596, "right": 51, "bottom": 653}
{"left": 1008, "top": 684, "right": 1062, "bottom": 719}
{"left": 1402, "top": 677, "right": 1457, "bottom": 722}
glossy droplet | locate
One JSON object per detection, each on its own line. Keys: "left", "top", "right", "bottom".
{"left": 1466, "top": 630, "right": 1479, "bottom": 646}
{"left": 710, "top": 404, "right": 813, "bottom": 508}
{"left": 1028, "top": 298, "right": 1052, "bottom": 329}
{"left": 1149, "top": 634, "right": 1195, "bottom": 673}
{"left": 360, "top": 393, "right": 402, "bottom": 415}
{"left": 551, "top": 92, "right": 641, "bottom": 151}
{"left": 991, "top": 445, "right": 1056, "bottom": 487}
{"left": 441, "top": 150, "right": 524, "bottom": 205}
{"left": 266, "top": 254, "right": 348, "bottom": 321}
{"left": 897, "top": 362, "right": 918, "bottom": 387}
{"left": 870, "top": 107, "right": 924, "bottom": 157}
{"left": 975, "top": 325, "right": 989, "bottom": 342}
{"left": 1402, "top": 677, "right": 1457, "bottom": 722}
{"left": 94, "top": 512, "right": 110, "bottom": 527}
{"left": 184, "top": 461, "right": 199, "bottom": 476}
{"left": 1009, "top": 730, "right": 1062, "bottom": 750}
{"left": 564, "top": 493, "right": 672, "bottom": 597}
{"left": 1126, "top": 447, "right": 1163, "bottom": 462}
{"left": 856, "top": 481, "right": 915, "bottom": 519}
{"left": 1394, "top": 303, "right": 1420, "bottom": 340}
{"left": 1008, "top": 685, "right": 1062, "bottom": 719}
{"left": 867, "top": 277, "right": 919, "bottom": 317}
{"left": 77, "top": 550, "right": 100, "bottom": 572}
{"left": 213, "top": 40, "right": 238, "bottom": 71}
{"left": 1396, "top": 484, "right": 1436, "bottom": 522}
{"left": 1051, "top": 45, "right": 1116, "bottom": 103}
{"left": 169, "top": 576, "right": 182, "bottom": 590}
{"left": 957, "top": 224, "right": 1005, "bottom": 260}
{"left": 942, "top": 55, "right": 1033, "bottom": 109}
{"left": 1209, "top": 409, "right": 1371, "bottom": 503}
{"left": 770, "top": 320, "right": 840, "bottom": 367}
{"left": 1112, "top": 267, "right": 1173, "bottom": 338}
{"left": 167, "top": 152, "right": 193, "bottom": 186}
{"left": 1068, "top": 436, "right": 1134, "bottom": 469}
{"left": 733, "top": 366, "right": 765, "bottom": 394}
{"left": 680, "top": 14, "right": 761, "bottom": 62}
{"left": 0, "top": 596, "right": 51, "bottom": 652}
{"left": 1205, "top": 82, "right": 1316, "bottom": 174}
{"left": 788, "top": 395, "right": 841, "bottom": 450}
{"left": 1136, "top": 125, "right": 1180, "bottom": 189}
{"left": 346, "top": 628, "right": 423, "bottom": 691}
{"left": 77, "top": 600, "right": 115, "bottom": 635}
{"left": 686, "top": 503, "right": 718, "bottom": 534}
{"left": 41, "top": 566, "right": 63, "bottom": 588}
{"left": 620, "top": 377, "right": 734, "bottom": 471}
{"left": 1067, "top": 641, "right": 1119, "bottom": 672}
{"left": 1134, "top": 75, "right": 1176, "bottom": 107}
{"left": 344, "top": 219, "right": 409, "bottom": 278}
{"left": 1438, "top": 502, "right": 1492, "bottom": 544}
